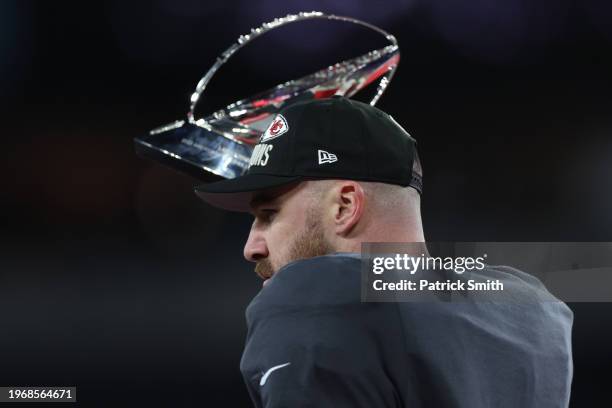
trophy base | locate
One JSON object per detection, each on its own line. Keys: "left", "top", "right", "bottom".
{"left": 134, "top": 121, "right": 253, "bottom": 182}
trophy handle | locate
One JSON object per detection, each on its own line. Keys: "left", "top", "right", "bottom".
{"left": 187, "top": 11, "right": 399, "bottom": 123}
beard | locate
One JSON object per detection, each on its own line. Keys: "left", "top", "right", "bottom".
{"left": 255, "top": 206, "right": 334, "bottom": 281}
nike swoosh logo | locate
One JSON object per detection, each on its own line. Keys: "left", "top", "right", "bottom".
{"left": 259, "top": 362, "right": 291, "bottom": 386}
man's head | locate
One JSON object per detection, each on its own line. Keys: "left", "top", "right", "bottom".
{"left": 244, "top": 179, "right": 424, "bottom": 285}
{"left": 245, "top": 181, "right": 332, "bottom": 284}
{"left": 194, "top": 96, "right": 424, "bottom": 283}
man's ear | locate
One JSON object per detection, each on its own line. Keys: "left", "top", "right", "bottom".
{"left": 332, "top": 181, "right": 365, "bottom": 236}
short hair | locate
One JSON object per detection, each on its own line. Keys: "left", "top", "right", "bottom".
{"left": 306, "top": 178, "right": 421, "bottom": 216}
{"left": 360, "top": 181, "right": 420, "bottom": 214}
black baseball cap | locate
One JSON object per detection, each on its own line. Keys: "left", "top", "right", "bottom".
{"left": 195, "top": 96, "right": 422, "bottom": 212}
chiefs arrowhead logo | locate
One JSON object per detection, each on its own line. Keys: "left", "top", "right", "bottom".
{"left": 260, "top": 114, "right": 289, "bottom": 142}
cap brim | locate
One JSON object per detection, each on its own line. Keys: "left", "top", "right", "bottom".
{"left": 194, "top": 173, "right": 303, "bottom": 212}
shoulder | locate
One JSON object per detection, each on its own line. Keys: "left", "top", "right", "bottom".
{"left": 242, "top": 254, "right": 404, "bottom": 380}
{"left": 255, "top": 253, "right": 363, "bottom": 307}
{"left": 245, "top": 253, "right": 393, "bottom": 328}
{"left": 396, "top": 264, "right": 573, "bottom": 337}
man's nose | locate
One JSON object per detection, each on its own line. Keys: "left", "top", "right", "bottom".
{"left": 243, "top": 227, "right": 269, "bottom": 262}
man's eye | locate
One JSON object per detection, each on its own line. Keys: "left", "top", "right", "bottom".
{"left": 259, "top": 209, "right": 278, "bottom": 221}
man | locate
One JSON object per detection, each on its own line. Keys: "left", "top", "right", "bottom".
{"left": 195, "top": 97, "right": 573, "bottom": 407}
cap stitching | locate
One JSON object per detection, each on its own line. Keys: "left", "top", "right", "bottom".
{"left": 354, "top": 102, "right": 373, "bottom": 180}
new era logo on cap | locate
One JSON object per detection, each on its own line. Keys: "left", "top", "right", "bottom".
{"left": 260, "top": 114, "right": 289, "bottom": 142}
{"left": 318, "top": 150, "right": 337, "bottom": 164}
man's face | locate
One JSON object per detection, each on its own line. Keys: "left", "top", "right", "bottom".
{"left": 244, "top": 182, "right": 334, "bottom": 285}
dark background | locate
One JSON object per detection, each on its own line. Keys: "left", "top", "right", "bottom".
{"left": 1, "top": 0, "right": 611, "bottom": 406}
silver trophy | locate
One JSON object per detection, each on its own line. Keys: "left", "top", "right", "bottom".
{"left": 134, "top": 11, "right": 400, "bottom": 182}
